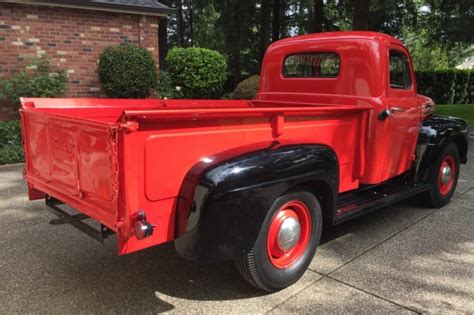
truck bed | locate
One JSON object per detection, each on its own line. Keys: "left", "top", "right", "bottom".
{"left": 20, "top": 98, "right": 371, "bottom": 254}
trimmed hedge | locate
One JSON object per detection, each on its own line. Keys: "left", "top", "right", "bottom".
{"left": 166, "top": 47, "right": 227, "bottom": 99}
{"left": 416, "top": 69, "right": 472, "bottom": 104}
{"left": 98, "top": 45, "right": 158, "bottom": 98}
{"left": 0, "top": 120, "right": 24, "bottom": 165}
{"left": 233, "top": 75, "right": 260, "bottom": 99}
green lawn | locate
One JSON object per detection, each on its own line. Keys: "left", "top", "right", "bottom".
{"left": 435, "top": 104, "right": 474, "bottom": 125}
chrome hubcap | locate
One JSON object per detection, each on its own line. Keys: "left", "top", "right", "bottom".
{"left": 441, "top": 165, "right": 452, "bottom": 185}
{"left": 277, "top": 217, "right": 301, "bottom": 252}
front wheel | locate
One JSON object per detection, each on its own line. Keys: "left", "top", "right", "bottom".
{"left": 235, "top": 191, "right": 322, "bottom": 292}
{"left": 423, "top": 143, "right": 460, "bottom": 208}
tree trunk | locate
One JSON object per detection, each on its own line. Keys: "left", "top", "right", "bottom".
{"left": 231, "top": 1, "right": 242, "bottom": 85}
{"left": 313, "top": 0, "right": 324, "bottom": 33}
{"left": 352, "top": 0, "right": 370, "bottom": 30}
{"left": 259, "top": 0, "right": 272, "bottom": 64}
{"left": 189, "top": 0, "right": 194, "bottom": 46}
{"left": 176, "top": 0, "right": 185, "bottom": 46}
{"left": 233, "top": 46, "right": 241, "bottom": 86}
{"left": 158, "top": 17, "right": 169, "bottom": 70}
{"left": 272, "top": 0, "right": 281, "bottom": 41}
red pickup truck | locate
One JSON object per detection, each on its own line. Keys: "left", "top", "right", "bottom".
{"left": 20, "top": 32, "right": 469, "bottom": 292}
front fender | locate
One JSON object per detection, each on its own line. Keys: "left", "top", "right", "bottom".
{"left": 416, "top": 115, "right": 469, "bottom": 182}
{"left": 174, "top": 145, "right": 338, "bottom": 262}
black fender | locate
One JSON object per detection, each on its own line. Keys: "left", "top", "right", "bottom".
{"left": 416, "top": 115, "right": 469, "bottom": 183}
{"left": 174, "top": 144, "right": 338, "bottom": 263}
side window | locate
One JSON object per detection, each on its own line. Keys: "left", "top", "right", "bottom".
{"left": 389, "top": 50, "right": 412, "bottom": 90}
{"left": 283, "top": 53, "right": 340, "bottom": 78}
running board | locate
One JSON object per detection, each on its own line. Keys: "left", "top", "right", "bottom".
{"left": 45, "top": 196, "right": 115, "bottom": 243}
{"left": 335, "top": 181, "right": 430, "bottom": 224}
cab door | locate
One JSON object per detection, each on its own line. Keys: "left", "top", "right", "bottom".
{"left": 381, "top": 46, "right": 421, "bottom": 180}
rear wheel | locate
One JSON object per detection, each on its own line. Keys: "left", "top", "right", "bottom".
{"left": 235, "top": 191, "right": 322, "bottom": 292}
{"left": 423, "top": 143, "right": 460, "bottom": 208}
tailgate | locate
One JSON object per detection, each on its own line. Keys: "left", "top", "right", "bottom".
{"left": 21, "top": 110, "right": 120, "bottom": 230}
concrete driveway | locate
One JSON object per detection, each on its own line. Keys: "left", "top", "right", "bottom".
{"left": 1, "top": 139, "right": 473, "bottom": 314}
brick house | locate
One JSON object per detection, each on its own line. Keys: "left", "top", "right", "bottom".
{"left": 0, "top": 0, "right": 173, "bottom": 118}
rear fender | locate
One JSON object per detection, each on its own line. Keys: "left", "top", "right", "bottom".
{"left": 174, "top": 145, "right": 338, "bottom": 262}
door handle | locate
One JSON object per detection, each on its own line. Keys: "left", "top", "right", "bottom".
{"left": 390, "top": 107, "right": 405, "bottom": 113}
{"left": 377, "top": 107, "right": 405, "bottom": 121}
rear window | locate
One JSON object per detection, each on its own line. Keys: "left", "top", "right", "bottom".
{"left": 283, "top": 53, "right": 340, "bottom": 78}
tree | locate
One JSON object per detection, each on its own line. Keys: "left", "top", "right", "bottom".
{"left": 403, "top": 28, "right": 450, "bottom": 70}
{"left": 157, "top": 0, "right": 174, "bottom": 70}
{"left": 158, "top": 0, "right": 471, "bottom": 91}
{"left": 215, "top": 0, "right": 259, "bottom": 85}
{"left": 272, "top": 0, "right": 281, "bottom": 41}
{"left": 368, "top": 0, "right": 417, "bottom": 37}
{"left": 352, "top": 0, "right": 370, "bottom": 30}
{"left": 217, "top": 0, "right": 242, "bottom": 84}
{"left": 176, "top": 0, "right": 185, "bottom": 46}
{"left": 259, "top": 0, "right": 272, "bottom": 63}
{"left": 422, "top": 0, "right": 473, "bottom": 46}
{"left": 159, "top": 16, "right": 169, "bottom": 70}
{"left": 312, "top": 0, "right": 324, "bottom": 33}
{"left": 193, "top": 4, "right": 224, "bottom": 51}
{"left": 188, "top": 0, "right": 194, "bottom": 46}
{"left": 278, "top": 0, "right": 313, "bottom": 37}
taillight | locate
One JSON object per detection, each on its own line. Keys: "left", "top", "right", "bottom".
{"left": 132, "top": 210, "right": 154, "bottom": 240}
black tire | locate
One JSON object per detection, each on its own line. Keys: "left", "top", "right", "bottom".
{"left": 422, "top": 143, "right": 460, "bottom": 208}
{"left": 235, "top": 191, "right": 322, "bottom": 292}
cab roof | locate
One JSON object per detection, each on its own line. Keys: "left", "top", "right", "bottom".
{"left": 273, "top": 31, "right": 404, "bottom": 48}
{"left": 259, "top": 31, "right": 407, "bottom": 99}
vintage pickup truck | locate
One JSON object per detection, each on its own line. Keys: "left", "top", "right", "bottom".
{"left": 20, "top": 32, "right": 469, "bottom": 292}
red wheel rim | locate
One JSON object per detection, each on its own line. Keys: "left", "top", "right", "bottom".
{"left": 267, "top": 200, "right": 312, "bottom": 269}
{"left": 438, "top": 155, "right": 456, "bottom": 196}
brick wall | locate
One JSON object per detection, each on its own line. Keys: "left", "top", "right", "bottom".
{"left": 0, "top": 3, "right": 160, "bottom": 98}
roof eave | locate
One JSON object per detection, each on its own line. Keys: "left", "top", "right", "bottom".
{"left": 2, "top": 0, "right": 176, "bottom": 17}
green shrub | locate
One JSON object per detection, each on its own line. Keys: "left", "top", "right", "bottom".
{"left": 0, "top": 120, "right": 23, "bottom": 165}
{"left": 453, "top": 70, "right": 470, "bottom": 104}
{"left": 98, "top": 45, "right": 158, "bottom": 98}
{"left": 157, "top": 70, "right": 184, "bottom": 99}
{"left": 233, "top": 75, "right": 260, "bottom": 99}
{"left": 166, "top": 47, "right": 227, "bottom": 99}
{"left": 416, "top": 69, "right": 472, "bottom": 104}
{"left": 0, "top": 56, "right": 67, "bottom": 107}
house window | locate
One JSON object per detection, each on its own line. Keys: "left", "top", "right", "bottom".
{"left": 283, "top": 53, "right": 340, "bottom": 78}
{"left": 389, "top": 50, "right": 412, "bottom": 90}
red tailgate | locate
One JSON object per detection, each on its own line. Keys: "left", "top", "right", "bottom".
{"left": 21, "top": 110, "right": 120, "bottom": 230}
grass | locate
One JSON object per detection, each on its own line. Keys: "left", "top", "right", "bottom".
{"left": 435, "top": 104, "right": 474, "bottom": 125}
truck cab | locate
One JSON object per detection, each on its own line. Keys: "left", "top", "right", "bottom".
{"left": 259, "top": 32, "right": 430, "bottom": 185}
{"left": 20, "top": 32, "right": 469, "bottom": 292}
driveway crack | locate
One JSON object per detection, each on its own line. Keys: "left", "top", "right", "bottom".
{"left": 314, "top": 206, "right": 440, "bottom": 277}
{"left": 265, "top": 271, "right": 325, "bottom": 314}
{"left": 323, "top": 274, "right": 421, "bottom": 314}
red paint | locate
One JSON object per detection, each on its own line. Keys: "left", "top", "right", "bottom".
{"left": 438, "top": 155, "right": 456, "bottom": 196}
{"left": 21, "top": 31, "right": 428, "bottom": 255}
{"left": 266, "top": 201, "right": 312, "bottom": 269}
